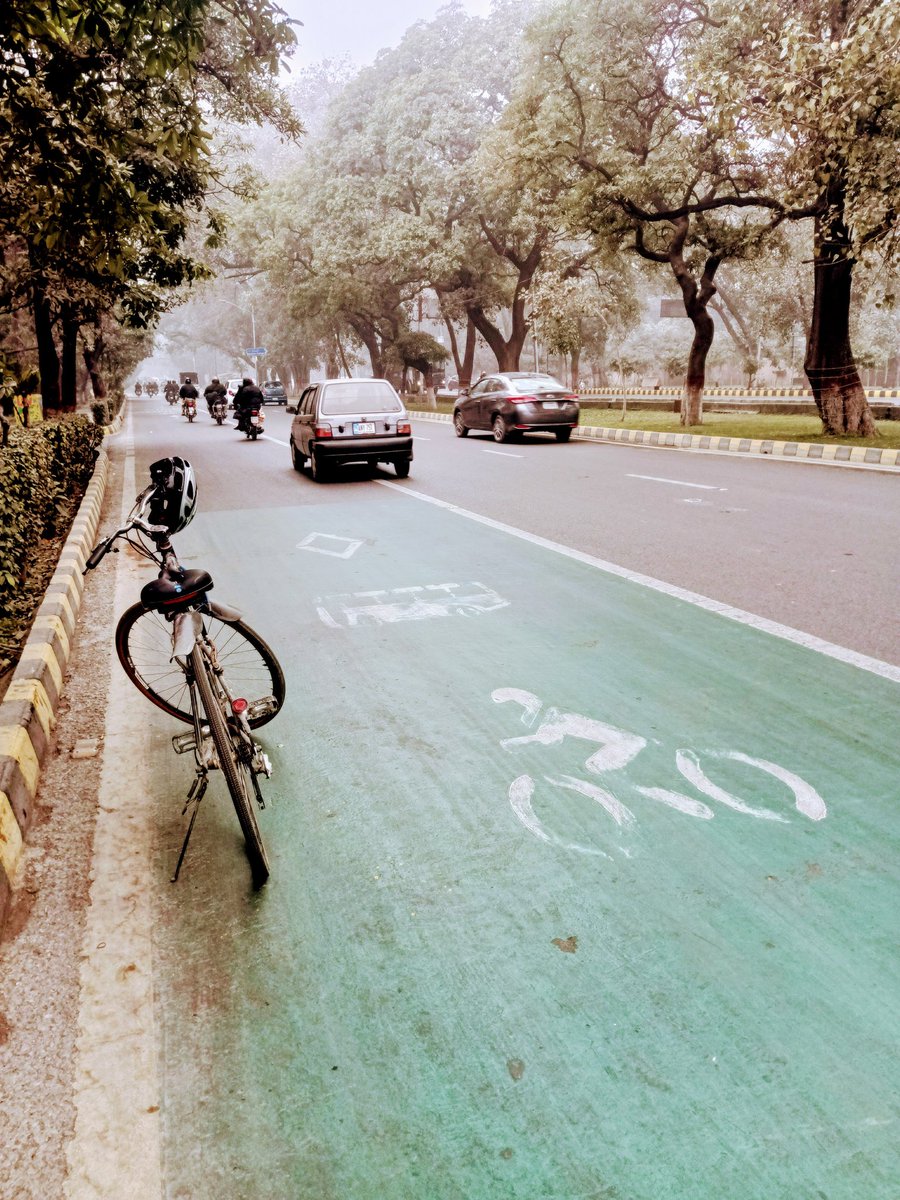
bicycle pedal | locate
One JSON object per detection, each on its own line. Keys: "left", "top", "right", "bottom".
{"left": 254, "top": 751, "right": 273, "bottom": 778}
{"left": 172, "top": 732, "right": 196, "bottom": 755}
{"left": 248, "top": 697, "right": 278, "bottom": 720}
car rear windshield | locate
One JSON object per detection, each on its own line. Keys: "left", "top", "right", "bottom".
{"left": 320, "top": 381, "right": 403, "bottom": 415}
{"left": 508, "top": 377, "right": 569, "bottom": 395}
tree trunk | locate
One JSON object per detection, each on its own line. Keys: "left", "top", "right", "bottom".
{"left": 681, "top": 306, "right": 715, "bottom": 425}
{"left": 571, "top": 343, "right": 581, "bottom": 392}
{"left": 669, "top": 227, "right": 719, "bottom": 427}
{"left": 83, "top": 337, "right": 107, "bottom": 400}
{"left": 804, "top": 212, "right": 875, "bottom": 436}
{"left": 460, "top": 317, "right": 476, "bottom": 389}
{"left": 60, "top": 307, "right": 79, "bottom": 411}
{"left": 32, "top": 281, "right": 61, "bottom": 413}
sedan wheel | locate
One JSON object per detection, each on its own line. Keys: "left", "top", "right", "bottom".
{"left": 395, "top": 459, "right": 411, "bottom": 479}
{"left": 492, "top": 415, "right": 509, "bottom": 444}
{"left": 555, "top": 427, "right": 572, "bottom": 442}
{"left": 453, "top": 411, "right": 468, "bottom": 438}
{"left": 310, "top": 450, "right": 329, "bottom": 482}
{"left": 290, "top": 439, "right": 304, "bottom": 472}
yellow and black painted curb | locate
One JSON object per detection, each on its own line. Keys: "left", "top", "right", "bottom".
{"left": 410, "top": 410, "right": 900, "bottom": 470}
{"left": 0, "top": 413, "right": 120, "bottom": 929}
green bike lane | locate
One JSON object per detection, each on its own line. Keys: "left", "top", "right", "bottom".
{"left": 146, "top": 482, "right": 898, "bottom": 1199}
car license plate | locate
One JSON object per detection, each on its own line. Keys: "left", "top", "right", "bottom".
{"left": 353, "top": 421, "right": 376, "bottom": 434}
{"left": 542, "top": 401, "right": 560, "bottom": 409}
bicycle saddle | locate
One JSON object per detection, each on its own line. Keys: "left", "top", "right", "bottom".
{"left": 141, "top": 568, "right": 214, "bottom": 611}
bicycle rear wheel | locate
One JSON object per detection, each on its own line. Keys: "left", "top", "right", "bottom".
{"left": 116, "top": 603, "right": 284, "bottom": 728}
{"left": 191, "top": 643, "right": 270, "bottom": 884}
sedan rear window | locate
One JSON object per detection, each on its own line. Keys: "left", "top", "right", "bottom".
{"left": 320, "top": 381, "right": 403, "bottom": 415}
{"left": 507, "top": 377, "right": 568, "bottom": 395}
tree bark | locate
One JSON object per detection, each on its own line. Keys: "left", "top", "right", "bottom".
{"left": 32, "top": 280, "right": 61, "bottom": 414}
{"left": 571, "top": 341, "right": 581, "bottom": 392}
{"left": 804, "top": 209, "right": 875, "bottom": 436}
{"left": 460, "top": 317, "right": 476, "bottom": 389}
{"left": 83, "top": 330, "right": 107, "bottom": 400}
{"left": 669, "top": 222, "right": 720, "bottom": 426}
{"left": 60, "top": 306, "right": 79, "bottom": 411}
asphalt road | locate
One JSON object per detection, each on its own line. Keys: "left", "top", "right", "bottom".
{"left": 4, "top": 399, "right": 899, "bottom": 1200}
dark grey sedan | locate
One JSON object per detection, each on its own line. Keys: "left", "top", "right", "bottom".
{"left": 453, "top": 373, "right": 580, "bottom": 443}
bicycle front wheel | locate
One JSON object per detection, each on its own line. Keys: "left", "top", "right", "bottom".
{"left": 116, "top": 603, "right": 285, "bottom": 728}
{"left": 191, "top": 643, "right": 270, "bottom": 884}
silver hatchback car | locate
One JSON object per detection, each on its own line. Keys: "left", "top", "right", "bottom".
{"left": 289, "top": 378, "right": 413, "bottom": 482}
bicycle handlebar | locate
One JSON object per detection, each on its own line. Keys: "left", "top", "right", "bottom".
{"left": 83, "top": 511, "right": 171, "bottom": 574}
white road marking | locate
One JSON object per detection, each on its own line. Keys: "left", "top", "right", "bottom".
{"left": 481, "top": 448, "right": 523, "bottom": 458}
{"left": 627, "top": 473, "right": 725, "bottom": 490}
{"left": 317, "top": 582, "right": 509, "bottom": 626}
{"left": 377, "top": 481, "right": 900, "bottom": 683}
{"left": 297, "top": 532, "right": 364, "bottom": 558}
{"left": 263, "top": 435, "right": 289, "bottom": 446}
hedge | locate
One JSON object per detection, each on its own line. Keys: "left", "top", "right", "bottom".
{"left": 0, "top": 415, "right": 103, "bottom": 597}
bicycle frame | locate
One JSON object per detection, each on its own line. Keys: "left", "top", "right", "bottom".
{"left": 85, "top": 476, "right": 278, "bottom": 883}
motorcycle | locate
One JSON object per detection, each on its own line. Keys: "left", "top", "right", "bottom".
{"left": 165, "top": 385, "right": 178, "bottom": 405}
{"left": 238, "top": 407, "right": 265, "bottom": 440}
{"left": 182, "top": 397, "right": 197, "bottom": 422}
{"left": 134, "top": 382, "right": 143, "bottom": 396}
{"left": 210, "top": 398, "right": 227, "bottom": 425}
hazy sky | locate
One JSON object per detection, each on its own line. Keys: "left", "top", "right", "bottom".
{"left": 278, "top": 0, "right": 492, "bottom": 66}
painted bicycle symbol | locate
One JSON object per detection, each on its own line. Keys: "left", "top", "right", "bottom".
{"left": 492, "top": 688, "right": 826, "bottom": 857}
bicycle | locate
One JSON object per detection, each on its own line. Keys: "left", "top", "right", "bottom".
{"left": 85, "top": 457, "right": 285, "bottom": 885}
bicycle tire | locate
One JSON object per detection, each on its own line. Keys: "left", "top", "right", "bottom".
{"left": 116, "top": 603, "right": 285, "bottom": 728}
{"left": 191, "top": 643, "right": 270, "bottom": 884}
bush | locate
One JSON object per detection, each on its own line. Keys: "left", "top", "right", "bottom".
{"left": 0, "top": 415, "right": 103, "bottom": 599}
{"left": 90, "top": 400, "right": 109, "bottom": 425}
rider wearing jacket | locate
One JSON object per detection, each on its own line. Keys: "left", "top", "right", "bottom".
{"left": 179, "top": 379, "right": 199, "bottom": 412}
{"left": 233, "top": 377, "right": 263, "bottom": 431}
{"left": 203, "top": 377, "right": 226, "bottom": 414}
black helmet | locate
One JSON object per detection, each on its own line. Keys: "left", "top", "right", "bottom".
{"left": 148, "top": 456, "right": 197, "bottom": 534}
{"left": 242, "top": 376, "right": 253, "bottom": 386}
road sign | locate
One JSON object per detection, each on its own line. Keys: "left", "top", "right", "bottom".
{"left": 244, "top": 347, "right": 267, "bottom": 357}
{"left": 659, "top": 299, "right": 686, "bottom": 318}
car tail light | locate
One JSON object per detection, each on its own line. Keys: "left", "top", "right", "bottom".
{"left": 506, "top": 395, "right": 537, "bottom": 403}
{"left": 397, "top": 421, "right": 411, "bottom": 435}
{"left": 314, "top": 423, "right": 333, "bottom": 437}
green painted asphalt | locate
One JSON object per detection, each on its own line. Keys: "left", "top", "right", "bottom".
{"left": 147, "top": 487, "right": 899, "bottom": 1199}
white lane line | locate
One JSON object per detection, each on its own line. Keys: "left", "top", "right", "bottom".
{"left": 263, "top": 435, "right": 290, "bottom": 447}
{"left": 376, "top": 481, "right": 900, "bottom": 684}
{"left": 627, "top": 473, "right": 725, "bottom": 491}
{"left": 481, "top": 448, "right": 524, "bottom": 458}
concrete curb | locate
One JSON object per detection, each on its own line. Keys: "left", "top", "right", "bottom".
{"left": 0, "top": 408, "right": 122, "bottom": 930}
{"left": 409, "top": 410, "right": 900, "bottom": 471}
{"left": 576, "top": 386, "right": 900, "bottom": 399}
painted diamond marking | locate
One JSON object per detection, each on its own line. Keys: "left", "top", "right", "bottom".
{"left": 297, "top": 533, "right": 364, "bottom": 559}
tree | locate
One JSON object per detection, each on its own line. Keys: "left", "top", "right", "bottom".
{"left": 0, "top": 0, "right": 300, "bottom": 410}
{"left": 502, "top": 0, "right": 793, "bottom": 424}
{"left": 698, "top": 0, "right": 900, "bottom": 433}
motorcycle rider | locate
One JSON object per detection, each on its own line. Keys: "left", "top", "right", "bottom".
{"left": 233, "top": 376, "right": 263, "bottom": 432}
{"left": 179, "top": 377, "right": 199, "bottom": 416}
{"left": 203, "top": 376, "right": 226, "bottom": 415}
{"left": 164, "top": 379, "right": 178, "bottom": 403}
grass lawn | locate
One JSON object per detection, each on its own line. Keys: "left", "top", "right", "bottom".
{"left": 407, "top": 399, "right": 900, "bottom": 449}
